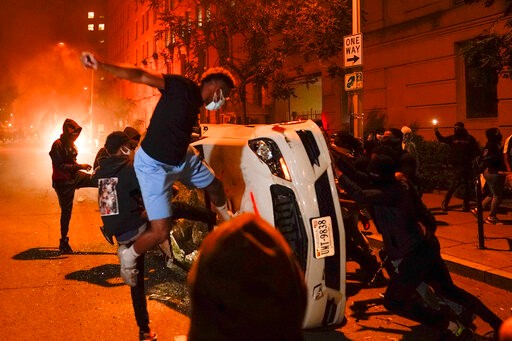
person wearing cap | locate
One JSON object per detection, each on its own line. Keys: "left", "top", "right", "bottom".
{"left": 93, "top": 126, "right": 142, "bottom": 170}
{"left": 338, "top": 147, "right": 503, "bottom": 338}
{"left": 186, "top": 213, "right": 307, "bottom": 341}
{"left": 91, "top": 131, "right": 157, "bottom": 341}
{"left": 81, "top": 51, "right": 236, "bottom": 287}
{"left": 435, "top": 121, "right": 480, "bottom": 211}
{"left": 49, "top": 118, "right": 96, "bottom": 254}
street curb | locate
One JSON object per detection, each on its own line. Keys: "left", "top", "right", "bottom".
{"left": 367, "top": 236, "right": 512, "bottom": 292}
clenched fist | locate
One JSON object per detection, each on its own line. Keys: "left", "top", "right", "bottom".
{"left": 81, "top": 52, "right": 99, "bottom": 70}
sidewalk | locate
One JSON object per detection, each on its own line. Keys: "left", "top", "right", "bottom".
{"left": 365, "top": 191, "right": 512, "bottom": 291}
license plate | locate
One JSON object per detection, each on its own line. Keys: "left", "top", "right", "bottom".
{"left": 311, "top": 216, "right": 335, "bottom": 259}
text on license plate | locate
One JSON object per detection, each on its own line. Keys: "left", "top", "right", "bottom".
{"left": 311, "top": 216, "right": 335, "bottom": 259}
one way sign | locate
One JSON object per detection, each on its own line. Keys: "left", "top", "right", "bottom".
{"left": 344, "top": 33, "right": 362, "bottom": 68}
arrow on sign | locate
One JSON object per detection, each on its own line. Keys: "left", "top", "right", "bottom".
{"left": 346, "top": 55, "right": 360, "bottom": 63}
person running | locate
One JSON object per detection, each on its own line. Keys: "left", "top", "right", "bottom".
{"left": 49, "top": 118, "right": 95, "bottom": 254}
{"left": 80, "top": 51, "right": 235, "bottom": 286}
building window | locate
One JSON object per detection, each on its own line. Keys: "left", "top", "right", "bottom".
{"left": 88, "top": 12, "right": 94, "bottom": 19}
{"left": 459, "top": 39, "right": 499, "bottom": 119}
{"left": 88, "top": 24, "right": 94, "bottom": 31}
{"left": 98, "top": 23, "right": 105, "bottom": 31}
{"left": 465, "top": 63, "right": 498, "bottom": 118}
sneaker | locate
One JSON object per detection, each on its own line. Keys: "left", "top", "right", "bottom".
{"left": 59, "top": 237, "right": 73, "bottom": 254}
{"left": 484, "top": 216, "right": 503, "bottom": 225}
{"left": 441, "top": 200, "right": 449, "bottom": 211}
{"left": 470, "top": 208, "right": 478, "bottom": 218}
{"left": 139, "top": 330, "right": 157, "bottom": 341}
{"left": 117, "top": 245, "right": 138, "bottom": 287}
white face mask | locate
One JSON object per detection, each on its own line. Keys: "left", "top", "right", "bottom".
{"left": 205, "top": 89, "right": 225, "bottom": 111}
{"left": 120, "top": 146, "right": 131, "bottom": 156}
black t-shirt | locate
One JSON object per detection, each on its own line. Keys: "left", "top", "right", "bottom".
{"left": 141, "top": 75, "right": 203, "bottom": 165}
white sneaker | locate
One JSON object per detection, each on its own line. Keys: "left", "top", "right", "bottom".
{"left": 117, "top": 245, "right": 138, "bottom": 287}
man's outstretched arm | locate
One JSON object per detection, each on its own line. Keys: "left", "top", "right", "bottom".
{"left": 81, "top": 51, "right": 165, "bottom": 89}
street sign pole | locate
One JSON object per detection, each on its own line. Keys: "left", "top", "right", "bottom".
{"left": 475, "top": 175, "right": 486, "bottom": 249}
{"left": 351, "top": 0, "right": 363, "bottom": 139}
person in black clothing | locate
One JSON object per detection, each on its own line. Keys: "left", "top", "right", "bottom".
{"left": 381, "top": 128, "right": 420, "bottom": 194}
{"left": 329, "top": 132, "right": 386, "bottom": 287}
{"left": 92, "top": 131, "right": 157, "bottom": 341}
{"left": 474, "top": 128, "right": 506, "bottom": 225}
{"left": 435, "top": 122, "right": 480, "bottom": 211}
{"left": 338, "top": 149, "right": 503, "bottom": 338}
{"left": 49, "top": 118, "right": 95, "bottom": 254}
{"left": 93, "top": 126, "right": 141, "bottom": 170}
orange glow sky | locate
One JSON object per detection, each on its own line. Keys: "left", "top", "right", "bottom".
{"left": 0, "top": 0, "right": 95, "bottom": 148}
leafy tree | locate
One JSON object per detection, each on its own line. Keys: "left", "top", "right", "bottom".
{"left": 147, "top": 0, "right": 351, "bottom": 123}
{"left": 461, "top": 0, "right": 512, "bottom": 76}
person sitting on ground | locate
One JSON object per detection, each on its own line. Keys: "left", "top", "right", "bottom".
{"left": 91, "top": 131, "right": 157, "bottom": 341}
{"left": 186, "top": 213, "right": 308, "bottom": 341}
{"left": 435, "top": 122, "right": 480, "bottom": 212}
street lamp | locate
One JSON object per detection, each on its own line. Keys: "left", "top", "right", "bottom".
{"left": 89, "top": 69, "right": 94, "bottom": 144}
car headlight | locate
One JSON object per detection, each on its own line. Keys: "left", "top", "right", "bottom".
{"left": 249, "top": 138, "right": 291, "bottom": 181}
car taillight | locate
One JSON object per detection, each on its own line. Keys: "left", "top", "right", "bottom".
{"left": 248, "top": 138, "right": 291, "bottom": 181}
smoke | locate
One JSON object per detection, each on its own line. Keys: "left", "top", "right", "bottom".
{"left": 14, "top": 44, "right": 92, "bottom": 137}
{"left": 1, "top": 0, "right": 93, "bottom": 142}
{"left": 0, "top": 1, "right": 99, "bottom": 197}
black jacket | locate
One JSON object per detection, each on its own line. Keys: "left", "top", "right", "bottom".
{"left": 435, "top": 128, "right": 480, "bottom": 169}
{"left": 338, "top": 175, "right": 436, "bottom": 260}
{"left": 92, "top": 155, "right": 147, "bottom": 238}
{"left": 49, "top": 118, "right": 82, "bottom": 183}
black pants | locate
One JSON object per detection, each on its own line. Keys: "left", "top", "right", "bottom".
{"left": 341, "top": 206, "right": 380, "bottom": 278}
{"left": 444, "top": 167, "right": 473, "bottom": 207}
{"left": 53, "top": 171, "right": 95, "bottom": 239}
{"left": 384, "top": 237, "right": 502, "bottom": 330}
{"left": 131, "top": 252, "right": 150, "bottom": 332}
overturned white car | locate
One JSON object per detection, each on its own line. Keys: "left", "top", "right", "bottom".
{"left": 191, "top": 119, "right": 346, "bottom": 329}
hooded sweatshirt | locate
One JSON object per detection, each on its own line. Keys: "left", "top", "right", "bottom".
{"left": 92, "top": 155, "right": 147, "bottom": 238}
{"left": 49, "top": 118, "right": 83, "bottom": 183}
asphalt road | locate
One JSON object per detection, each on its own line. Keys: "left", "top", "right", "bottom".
{"left": 0, "top": 143, "right": 509, "bottom": 340}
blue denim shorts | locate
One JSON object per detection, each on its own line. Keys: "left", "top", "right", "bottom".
{"left": 134, "top": 146, "right": 215, "bottom": 220}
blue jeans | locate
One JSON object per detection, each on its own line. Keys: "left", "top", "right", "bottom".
{"left": 482, "top": 170, "right": 506, "bottom": 218}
